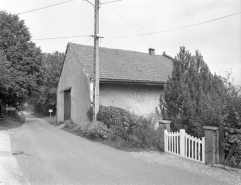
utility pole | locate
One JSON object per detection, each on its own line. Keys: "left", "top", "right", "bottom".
{"left": 92, "top": 0, "right": 100, "bottom": 122}
{"left": 84, "top": 0, "right": 119, "bottom": 122}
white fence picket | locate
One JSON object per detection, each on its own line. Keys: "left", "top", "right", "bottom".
{"left": 164, "top": 129, "right": 205, "bottom": 163}
{"left": 188, "top": 135, "right": 191, "bottom": 158}
{"left": 198, "top": 138, "right": 201, "bottom": 161}
{"left": 185, "top": 133, "right": 187, "bottom": 157}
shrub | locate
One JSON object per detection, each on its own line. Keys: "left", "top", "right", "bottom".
{"left": 13, "top": 111, "right": 25, "bottom": 123}
{"left": 87, "top": 105, "right": 164, "bottom": 150}
{"left": 56, "top": 121, "right": 64, "bottom": 126}
{"left": 127, "top": 114, "right": 163, "bottom": 149}
{"left": 64, "top": 119, "right": 76, "bottom": 129}
{"left": 87, "top": 105, "right": 130, "bottom": 128}
{"left": 76, "top": 121, "right": 114, "bottom": 140}
{"left": 112, "top": 117, "right": 129, "bottom": 140}
{"left": 222, "top": 95, "right": 241, "bottom": 165}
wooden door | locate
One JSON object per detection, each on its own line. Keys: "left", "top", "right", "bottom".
{"left": 64, "top": 90, "right": 71, "bottom": 120}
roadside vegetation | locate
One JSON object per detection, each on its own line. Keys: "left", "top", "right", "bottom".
{"left": 0, "top": 11, "right": 64, "bottom": 118}
{"left": 54, "top": 105, "right": 163, "bottom": 152}
{"left": 161, "top": 47, "right": 241, "bottom": 166}
{"left": 0, "top": 111, "right": 25, "bottom": 130}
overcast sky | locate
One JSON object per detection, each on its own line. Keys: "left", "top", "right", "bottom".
{"left": 2, "top": 0, "right": 241, "bottom": 85}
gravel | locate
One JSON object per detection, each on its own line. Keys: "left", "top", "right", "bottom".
{"left": 131, "top": 151, "right": 241, "bottom": 185}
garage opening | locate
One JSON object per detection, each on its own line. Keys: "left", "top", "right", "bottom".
{"left": 64, "top": 89, "right": 71, "bottom": 120}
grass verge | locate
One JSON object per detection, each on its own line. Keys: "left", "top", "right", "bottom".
{"left": 0, "top": 117, "right": 25, "bottom": 131}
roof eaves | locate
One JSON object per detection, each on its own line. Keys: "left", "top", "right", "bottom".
{"left": 99, "top": 78, "right": 165, "bottom": 85}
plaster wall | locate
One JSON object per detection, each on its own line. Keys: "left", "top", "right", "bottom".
{"left": 99, "top": 83, "right": 163, "bottom": 115}
{"left": 57, "top": 47, "right": 90, "bottom": 125}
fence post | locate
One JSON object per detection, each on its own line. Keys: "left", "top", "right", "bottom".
{"left": 203, "top": 126, "right": 219, "bottom": 165}
{"left": 158, "top": 120, "right": 171, "bottom": 132}
{"left": 180, "top": 129, "right": 185, "bottom": 157}
{"left": 158, "top": 120, "right": 171, "bottom": 151}
{"left": 164, "top": 129, "right": 167, "bottom": 152}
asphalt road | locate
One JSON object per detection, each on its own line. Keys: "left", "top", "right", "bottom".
{"left": 7, "top": 115, "right": 240, "bottom": 185}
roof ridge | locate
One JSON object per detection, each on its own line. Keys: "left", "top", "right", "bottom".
{"left": 68, "top": 42, "right": 166, "bottom": 57}
{"left": 66, "top": 42, "right": 173, "bottom": 83}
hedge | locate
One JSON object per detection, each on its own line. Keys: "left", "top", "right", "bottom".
{"left": 87, "top": 105, "right": 130, "bottom": 128}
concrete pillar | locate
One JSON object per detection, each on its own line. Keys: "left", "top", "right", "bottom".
{"left": 219, "top": 125, "right": 225, "bottom": 164}
{"left": 158, "top": 120, "right": 171, "bottom": 132}
{"left": 203, "top": 126, "right": 219, "bottom": 165}
{"left": 158, "top": 120, "right": 171, "bottom": 151}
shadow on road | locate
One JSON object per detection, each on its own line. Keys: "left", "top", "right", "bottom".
{"left": 29, "top": 113, "right": 57, "bottom": 125}
{"left": 0, "top": 117, "right": 25, "bottom": 131}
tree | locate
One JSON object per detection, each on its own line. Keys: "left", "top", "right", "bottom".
{"left": 30, "top": 52, "right": 64, "bottom": 115}
{"left": 0, "top": 11, "right": 43, "bottom": 108}
{"left": 160, "top": 47, "right": 227, "bottom": 137}
{"left": 161, "top": 47, "right": 241, "bottom": 164}
{"left": 0, "top": 51, "right": 11, "bottom": 94}
{"left": 0, "top": 51, "right": 11, "bottom": 115}
{"left": 220, "top": 73, "right": 241, "bottom": 165}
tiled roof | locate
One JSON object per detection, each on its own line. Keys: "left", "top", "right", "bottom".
{"left": 68, "top": 43, "right": 173, "bottom": 83}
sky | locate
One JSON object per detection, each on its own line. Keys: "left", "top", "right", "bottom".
{"left": 2, "top": 0, "right": 241, "bottom": 85}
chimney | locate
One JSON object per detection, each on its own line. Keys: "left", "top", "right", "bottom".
{"left": 148, "top": 48, "right": 155, "bottom": 56}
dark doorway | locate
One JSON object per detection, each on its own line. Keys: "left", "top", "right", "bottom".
{"left": 64, "top": 89, "right": 71, "bottom": 121}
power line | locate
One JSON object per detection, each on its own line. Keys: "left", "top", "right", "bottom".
{"left": 18, "top": 0, "right": 74, "bottom": 15}
{"left": 106, "top": 4, "right": 159, "bottom": 49}
{"left": 32, "top": 35, "right": 89, "bottom": 40}
{"left": 84, "top": 36, "right": 93, "bottom": 45}
{"left": 115, "top": 3, "right": 165, "bottom": 50}
{"left": 100, "top": 0, "right": 122, "bottom": 5}
{"left": 106, "top": 12, "right": 241, "bottom": 38}
{"left": 31, "top": 12, "right": 240, "bottom": 41}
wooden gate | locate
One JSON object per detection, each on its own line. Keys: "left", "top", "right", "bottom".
{"left": 164, "top": 129, "right": 205, "bottom": 163}
{"left": 64, "top": 89, "right": 71, "bottom": 121}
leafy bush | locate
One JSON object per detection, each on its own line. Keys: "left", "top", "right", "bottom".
{"left": 111, "top": 117, "right": 130, "bottom": 141}
{"left": 14, "top": 112, "right": 25, "bottom": 123}
{"left": 127, "top": 114, "right": 163, "bottom": 149}
{"left": 87, "top": 105, "right": 130, "bottom": 128}
{"left": 76, "top": 121, "right": 114, "bottom": 139}
{"left": 64, "top": 119, "right": 76, "bottom": 129}
{"left": 87, "top": 105, "right": 164, "bottom": 150}
{"left": 222, "top": 93, "right": 241, "bottom": 165}
{"left": 0, "top": 102, "right": 6, "bottom": 118}
{"left": 56, "top": 121, "right": 64, "bottom": 126}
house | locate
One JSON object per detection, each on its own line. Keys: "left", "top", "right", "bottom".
{"left": 57, "top": 43, "right": 173, "bottom": 125}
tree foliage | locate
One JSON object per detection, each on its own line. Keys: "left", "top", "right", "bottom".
{"left": 221, "top": 75, "right": 241, "bottom": 165}
{"left": 0, "top": 11, "right": 43, "bottom": 109}
{"left": 161, "top": 47, "right": 241, "bottom": 164}
{"left": 161, "top": 47, "right": 228, "bottom": 137}
{"left": 0, "top": 11, "right": 64, "bottom": 116}
{"left": 0, "top": 51, "right": 11, "bottom": 94}
{"left": 30, "top": 52, "right": 64, "bottom": 115}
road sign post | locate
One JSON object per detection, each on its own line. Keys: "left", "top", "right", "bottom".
{"left": 49, "top": 109, "right": 53, "bottom": 118}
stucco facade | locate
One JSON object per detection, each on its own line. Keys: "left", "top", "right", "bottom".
{"left": 99, "top": 83, "right": 164, "bottom": 115}
{"left": 57, "top": 46, "right": 90, "bottom": 125}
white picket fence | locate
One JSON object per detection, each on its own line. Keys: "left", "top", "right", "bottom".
{"left": 164, "top": 129, "right": 205, "bottom": 163}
